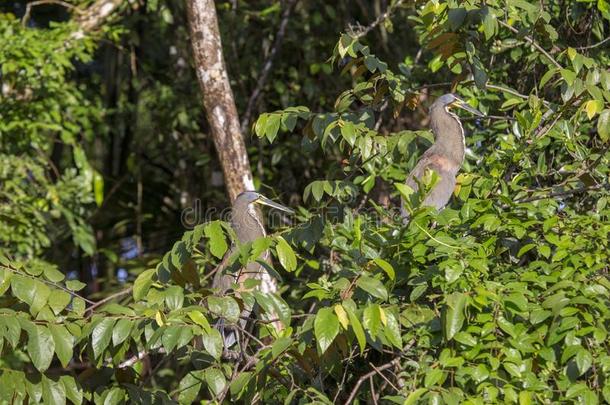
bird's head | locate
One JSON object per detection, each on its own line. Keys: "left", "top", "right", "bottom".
{"left": 235, "top": 191, "right": 295, "bottom": 214}
{"left": 432, "top": 93, "right": 485, "bottom": 117}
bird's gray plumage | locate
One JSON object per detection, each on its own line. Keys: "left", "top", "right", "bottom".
{"left": 401, "top": 93, "right": 484, "bottom": 218}
{"left": 212, "top": 191, "right": 294, "bottom": 348}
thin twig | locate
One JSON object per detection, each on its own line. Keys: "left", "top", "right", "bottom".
{"left": 345, "top": 358, "right": 401, "bottom": 405}
{"left": 85, "top": 286, "right": 133, "bottom": 316}
{"left": 240, "top": 0, "right": 299, "bottom": 133}
{"left": 349, "top": 0, "right": 407, "bottom": 39}
{"left": 498, "top": 20, "right": 562, "bottom": 69}
{"left": 368, "top": 362, "right": 400, "bottom": 392}
{"left": 514, "top": 182, "right": 610, "bottom": 204}
{"left": 115, "top": 347, "right": 166, "bottom": 368}
{"left": 22, "top": 0, "right": 82, "bottom": 26}
{"left": 575, "top": 37, "right": 610, "bottom": 50}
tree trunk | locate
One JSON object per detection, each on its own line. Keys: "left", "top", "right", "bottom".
{"left": 186, "top": 0, "right": 255, "bottom": 202}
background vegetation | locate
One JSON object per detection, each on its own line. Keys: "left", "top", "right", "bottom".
{"left": 0, "top": 0, "right": 609, "bottom": 403}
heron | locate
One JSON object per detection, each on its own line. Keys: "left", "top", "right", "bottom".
{"left": 212, "top": 191, "right": 294, "bottom": 349}
{"left": 401, "top": 93, "right": 484, "bottom": 218}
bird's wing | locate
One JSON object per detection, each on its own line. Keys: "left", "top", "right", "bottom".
{"left": 403, "top": 154, "right": 457, "bottom": 213}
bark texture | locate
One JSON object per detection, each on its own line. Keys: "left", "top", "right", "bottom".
{"left": 73, "top": 0, "right": 125, "bottom": 37}
{"left": 186, "top": 0, "right": 256, "bottom": 202}
{"left": 187, "top": 0, "right": 281, "bottom": 333}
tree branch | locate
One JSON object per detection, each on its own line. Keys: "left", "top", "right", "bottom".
{"left": 498, "top": 20, "right": 562, "bottom": 69}
{"left": 22, "top": 0, "right": 82, "bottom": 26}
{"left": 348, "top": 0, "right": 407, "bottom": 40}
{"left": 240, "top": 0, "right": 299, "bottom": 133}
{"left": 344, "top": 358, "right": 401, "bottom": 405}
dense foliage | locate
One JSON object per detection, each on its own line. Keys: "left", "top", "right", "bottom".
{"left": 1, "top": 0, "right": 609, "bottom": 403}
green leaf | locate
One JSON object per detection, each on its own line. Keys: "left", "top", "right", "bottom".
{"left": 404, "top": 388, "right": 427, "bottom": 405}
{"left": 28, "top": 325, "right": 55, "bottom": 372}
{"left": 345, "top": 306, "right": 366, "bottom": 354}
{"left": 11, "top": 274, "right": 51, "bottom": 315}
{"left": 205, "top": 221, "right": 228, "bottom": 259}
{"left": 91, "top": 318, "right": 116, "bottom": 359}
{"left": 208, "top": 296, "right": 240, "bottom": 323}
{"left": 424, "top": 368, "right": 444, "bottom": 388}
{"left": 48, "top": 324, "right": 74, "bottom": 368}
{"left": 265, "top": 113, "right": 282, "bottom": 142}
{"left": 188, "top": 310, "right": 211, "bottom": 333}
{"left": 204, "top": 368, "right": 226, "bottom": 397}
{"left": 164, "top": 285, "right": 184, "bottom": 311}
{"left": 112, "top": 319, "right": 133, "bottom": 346}
{"left": 373, "top": 258, "right": 395, "bottom": 280}
{"left": 444, "top": 292, "right": 468, "bottom": 341}
{"left": 384, "top": 311, "right": 402, "bottom": 348}
{"left": 340, "top": 120, "right": 357, "bottom": 146}
{"left": 276, "top": 236, "right": 297, "bottom": 272}
{"left": 133, "top": 268, "right": 155, "bottom": 300}
{"left": 48, "top": 290, "right": 71, "bottom": 315}
{"left": 356, "top": 276, "right": 388, "bottom": 300}
{"left": 65, "top": 279, "right": 86, "bottom": 291}
{"left": 314, "top": 307, "right": 340, "bottom": 354}
{"left": 162, "top": 325, "right": 183, "bottom": 352}
{"left": 0, "top": 268, "right": 12, "bottom": 295}
{"left": 575, "top": 348, "right": 593, "bottom": 375}
{"left": 178, "top": 372, "right": 202, "bottom": 404}
{"left": 43, "top": 266, "right": 64, "bottom": 282}
{"left": 598, "top": 109, "right": 610, "bottom": 141}
{"left": 42, "top": 376, "right": 66, "bottom": 405}
{"left": 363, "top": 304, "right": 382, "bottom": 337}
{"left": 202, "top": 329, "right": 223, "bottom": 360}
{"left": 103, "top": 387, "right": 125, "bottom": 405}
{"left": 59, "top": 376, "right": 82, "bottom": 405}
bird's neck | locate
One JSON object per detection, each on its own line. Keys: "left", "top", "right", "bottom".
{"left": 428, "top": 106, "right": 465, "bottom": 166}
{"left": 232, "top": 203, "right": 266, "bottom": 243}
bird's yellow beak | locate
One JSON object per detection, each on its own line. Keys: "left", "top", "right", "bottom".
{"left": 452, "top": 99, "right": 485, "bottom": 117}
{"left": 255, "top": 196, "right": 295, "bottom": 214}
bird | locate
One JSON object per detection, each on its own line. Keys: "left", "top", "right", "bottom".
{"left": 401, "top": 93, "right": 484, "bottom": 218}
{"left": 211, "top": 191, "right": 294, "bottom": 349}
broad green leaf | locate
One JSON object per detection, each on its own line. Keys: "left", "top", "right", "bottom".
{"left": 65, "top": 279, "right": 86, "bottom": 291}
{"left": 575, "top": 348, "right": 593, "bottom": 375}
{"left": 208, "top": 296, "right": 240, "bottom": 323}
{"left": 43, "top": 266, "right": 64, "bottom": 282}
{"left": 363, "top": 304, "right": 382, "bottom": 337}
{"left": 103, "top": 387, "right": 125, "bottom": 405}
{"left": 27, "top": 325, "right": 55, "bottom": 372}
{"left": 598, "top": 109, "right": 610, "bottom": 141}
{"left": 91, "top": 318, "right": 116, "bottom": 359}
{"left": 112, "top": 319, "right": 133, "bottom": 346}
{"left": 384, "top": 311, "right": 402, "bottom": 348}
{"left": 204, "top": 368, "right": 226, "bottom": 397}
{"left": 164, "top": 285, "right": 184, "bottom": 311}
{"left": 444, "top": 292, "right": 468, "bottom": 341}
{"left": 48, "top": 291, "right": 71, "bottom": 315}
{"left": 314, "top": 307, "right": 340, "bottom": 354}
{"left": 41, "top": 376, "right": 66, "bottom": 405}
{"left": 202, "top": 329, "right": 223, "bottom": 360}
{"left": 11, "top": 275, "right": 51, "bottom": 315}
{"left": 188, "top": 310, "right": 211, "bottom": 333}
{"left": 205, "top": 221, "right": 228, "bottom": 259}
{"left": 133, "top": 268, "right": 155, "bottom": 300}
{"left": 276, "top": 236, "right": 297, "bottom": 272}
{"left": 345, "top": 306, "right": 366, "bottom": 354}
{"left": 334, "top": 304, "right": 349, "bottom": 329}
{"left": 373, "top": 258, "right": 395, "bottom": 280}
{"left": 59, "top": 376, "right": 82, "bottom": 405}
{"left": 48, "top": 324, "right": 74, "bottom": 368}
{"left": 404, "top": 388, "right": 427, "bottom": 405}
{"left": 356, "top": 276, "right": 388, "bottom": 300}
{"left": 178, "top": 372, "right": 202, "bottom": 404}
